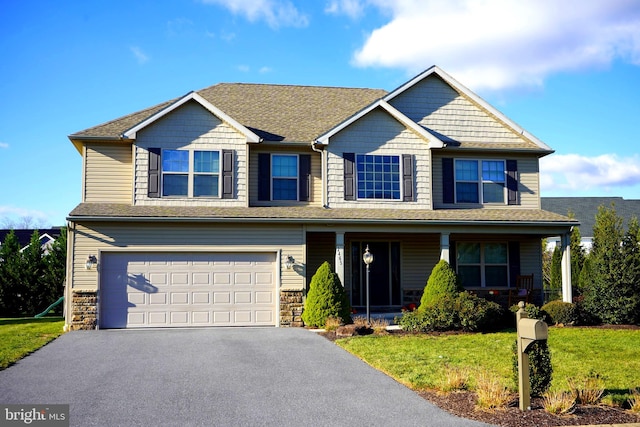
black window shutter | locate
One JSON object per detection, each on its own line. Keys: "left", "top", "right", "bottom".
{"left": 402, "top": 154, "right": 414, "bottom": 202}
{"left": 343, "top": 153, "right": 355, "bottom": 201}
{"left": 449, "top": 240, "right": 457, "bottom": 271}
{"left": 258, "top": 153, "right": 271, "bottom": 201}
{"left": 222, "top": 150, "right": 234, "bottom": 199}
{"left": 508, "top": 241, "right": 521, "bottom": 287}
{"left": 442, "top": 158, "right": 454, "bottom": 204}
{"left": 148, "top": 148, "right": 161, "bottom": 198}
{"left": 506, "top": 159, "right": 518, "bottom": 205}
{"left": 298, "top": 154, "right": 311, "bottom": 201}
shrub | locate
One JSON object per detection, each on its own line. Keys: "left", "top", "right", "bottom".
{"left": 324, "top": 316, "right": 342, "bottom": 331}
{"left": 512, "top": 339, "right": 553, "bottom": 397}
{"left": 629, "top": 388, "right": 640, "bottom": 412}
{"left": 455, "top": 292, "right": 503, "bottom": 332}
{"left": 543, "top": 391, "right": 575, "bottom": 415}
{"left": 475, "top": 370, "right": 511, "bottom": 409}
{"left": 419, "top": 260, "right": 461, "bottom": 309}
{"left": 542, "top": 300, "right": 577, "bottom": 325}
{"left": 369, "top": 317, "right": 390, "bottom": 335}
{"left": 436, "top": 366, "right": 470, "bottom": 393}
{"left": 301, "top": 262, "right": 351, "bottom": 327}
{"left": 567, "top": 372, "right": 605, "bottom": 405}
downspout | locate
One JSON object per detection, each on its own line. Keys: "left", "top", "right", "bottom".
{"left": 311, "top": 141, "right": 327, "bottom": 207}
{"left": 64, "top": 221, "right": 75, "bottom": 331}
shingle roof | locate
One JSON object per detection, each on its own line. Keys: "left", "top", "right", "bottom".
{"left": 71, "top": 84, "right": 387, "bottom": 143}
{"left": 68, "top": 203, "right": 576, "bottom": 227}
{"left": 542, "top": 197, "right": 640, "bottom": 237}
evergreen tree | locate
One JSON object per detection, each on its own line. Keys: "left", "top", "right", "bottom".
{"left": 568, "top": 215, "right": 586, "bottom": 294}
{"left": 301, "top": 261, "right": 351, "bottom": 327}
{"left": 419, "top": 259, "right": 462, "bottom": 309}
{"left": 619, "top": 217, "right": 640, "bottom": 324}
{"left": 43, "top": 227, "right": 67, "bottom": 313}
{"left": 21, "top": 230, "right": 45, "bottom": 314}
{"left": 549, "top": 246, "right": 562, "bottom": 299}
{"left": 0, "top": 230, "right": 24, "bottom": 316}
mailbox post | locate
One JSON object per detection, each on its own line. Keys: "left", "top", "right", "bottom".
{"left": 516, "top": 301, "right": 548, "bottom": 410}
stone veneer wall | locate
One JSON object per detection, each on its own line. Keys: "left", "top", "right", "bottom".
{"left": 280, "top": 290, "right": 304, "bottom": 327}
{"left": 70, "top": 291, "right": 98, "bottom": 330}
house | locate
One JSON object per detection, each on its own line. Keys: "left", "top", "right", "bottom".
{"left": 64, "top": 66, "right": 577, "bottom": 330}
{"left": 0, "top": 228, "right": 62, "bottom": 255}
{"left": 542, "top": 197, "right": 640, "bottom": 252}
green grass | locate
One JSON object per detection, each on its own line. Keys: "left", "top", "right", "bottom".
{"left": 0, "top": 317, "right": 65, "bottom": 370}
{"left": 337, "top": 327, "right": 640, "bottom": 401}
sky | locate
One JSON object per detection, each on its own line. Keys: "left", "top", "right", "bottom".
{"left": 1, "top": 0, "right": 639, "bottom": 227}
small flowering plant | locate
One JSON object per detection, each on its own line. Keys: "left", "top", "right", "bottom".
{"left": 401, "top": 303, "right": 418, "bottom": 312}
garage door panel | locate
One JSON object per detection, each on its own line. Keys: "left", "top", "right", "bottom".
{"left": 100, "top": 252, "right": 277, "bottom": 328}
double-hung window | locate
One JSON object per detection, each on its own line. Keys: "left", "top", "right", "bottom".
{"left": 356, "top": 154, "right": 401, "bottom": 200}
{"left": 455, "top": 159, "right": 505, "bottom": 204}
{"left": 456, "top": 242, "right": 509, "bottom": 287}
{"left": 272, "top": 154, "right": 298, "bottom": 200}
{"left": 162, "top": 149, "right": 220, "bottom": 197}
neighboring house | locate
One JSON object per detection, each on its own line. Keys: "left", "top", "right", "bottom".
{"left": 542, "top": 197, "right": 640, "bottom": 252}
{"left": 64, "top": 65, "right": 577, "bottom": 330}
{"left": 0, "top": 228, "right": 62, "bottom": 255}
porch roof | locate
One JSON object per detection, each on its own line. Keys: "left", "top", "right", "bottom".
{"left": 68, "top": 203, "right": 577, "bottom": 228}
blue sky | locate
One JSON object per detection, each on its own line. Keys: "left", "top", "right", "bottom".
{"left": 1, "top": 0, "right": 639, "bottom": 227}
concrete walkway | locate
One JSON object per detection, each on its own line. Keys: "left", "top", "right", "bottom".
{"left": 0, "top": 328, "right": 492, "bottom": 426}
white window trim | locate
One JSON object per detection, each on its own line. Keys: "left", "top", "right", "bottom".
{"left": 271, "top": 153, "right": 299, "bottom": 201}
{"left": 454, "top": 159, "right": 506, "bottom": 205}
{"left": 161, "top": 149, "right": 221, "bottom": 198}
{"left": 456, "top": 242, "right": 509, "bottom": 288}
{"left": 355, "top": 153, "right": 403, "bottom": 201}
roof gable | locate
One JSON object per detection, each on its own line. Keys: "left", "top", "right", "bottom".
{"left": 385, "top": 66, "right": 553, "bottom": 152}
{"left": 315, "top": 99, "right": 444, "bottom": 148}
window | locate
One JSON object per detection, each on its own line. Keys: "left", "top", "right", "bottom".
{"left": 162, "top": 149, "right": 219, "bottom": 197}
{"left": 456, "top": 242, "right": 508, "bottom": 287}
{"left": 454, "top": 160, "right": 505, "bottom": 204}
{"left": 356, "top": 154, "right": 400, "bottom": 200}
{"left": 272, "top": 155, "right": 298, "bottom": 200}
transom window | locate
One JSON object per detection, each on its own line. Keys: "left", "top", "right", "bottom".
{"left": 162, "top": 149, "right": 220, "bottom": 197}
{"left": 456, "top": 242, "right": 508, "bottom": 287}
{"left": 455, "top": 160, "right": 505, "bottom": 203}
{"left": 272, "top": 155, "right": 298, "bottom": 200}
{"left": 356, "top": 154, "right": 400, "bottom": 200}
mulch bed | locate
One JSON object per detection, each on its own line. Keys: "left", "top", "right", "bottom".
{"left": 319, "top": 328, "right": 640, "bottom": 426}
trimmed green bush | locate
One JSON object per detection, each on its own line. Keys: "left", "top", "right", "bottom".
{"left": 512, "top": 339, "right": 553, "bottom": 397}
{"left": 455, "top": 292, "right": 503, "bottom": 332}
{"left": 301, "top": 261, "right": 351, "bottom": 327}
{"left": 419, "top": 260, "right": 462, "bottom": 309}
{"left": 542, "top": 300, "right": 577, "bottom": 325}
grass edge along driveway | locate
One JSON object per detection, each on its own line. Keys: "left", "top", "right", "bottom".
{"left": 337, "top": 327, "right": 640, "bottom": 401}
{"left": 0, "top": 317, "right": 65, "bottom": 370}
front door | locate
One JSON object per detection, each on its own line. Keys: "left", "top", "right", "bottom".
{"left": 350, "top": 241, "right": 401, "bottom": 307}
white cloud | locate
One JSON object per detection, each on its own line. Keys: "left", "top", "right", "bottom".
{"left": 325, "top": 0, "right": 365, "bottom": 19}
{"left": 130, "top": 46, "right": 150, "bottom": 64}
{"left": 237, "top": 64, "right": 251, "bottom": 72}
{"left": 201, "top": 0, "right": 309, "bottom": 29}
{"left": 259, "top": 66, "right": 273, "bottom": 73}
{"left": 352, "top": 0, "right": 640, "bottom": 90}
{"left": 540, "top": 153, "right": 640, "bottom": 194}
{"left": 0, "top": 206, "right": 50, "bottom": 228}
{"left": 0, "top": 142, "right": 8, "bottom": 149}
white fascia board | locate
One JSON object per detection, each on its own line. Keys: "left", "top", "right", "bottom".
{"left": 122, "top": 92, "right": 261, "bottom": 143}
{"left": 384, "top": 65, "right": 553, "bottom": 152}
{"left": 315, "top": 99, "right": 444, "bottom": 148}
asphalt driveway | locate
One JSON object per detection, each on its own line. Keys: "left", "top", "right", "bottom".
{"left": 0, "top": 328, "right": 492, "bottom": 426}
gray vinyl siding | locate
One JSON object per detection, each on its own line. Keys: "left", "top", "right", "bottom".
{"left": 68, "top": 222, "right": 306, "bottom": 296}
{"left": 520, "top": 238, "right": 543, "bottom": 289}
{"left": 326, "top": 108, "right": 432, "bottom": 209}
{"left": 305, "top": 232, "right": 336, "bottom": 286}
{"left": 248, "top": 145, "right": 322, "bottom": 207}
{"left": 432, "top": 152, "right": 541, "bottom": 209}
{"left": 389, "top": 74, "right": 526, "bottom": 145}
{"left": 133, "top": 101, "right": 248, "bottom": 207}
{"left": 83, "top": 143, "right": 133, "bottom": 203}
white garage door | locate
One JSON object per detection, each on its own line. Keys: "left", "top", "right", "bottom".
{"left": 99, "top": 252, "right": 277, "bottom": 328}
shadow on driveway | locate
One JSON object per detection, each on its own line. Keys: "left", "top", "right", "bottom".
{"left": 0, "top": 328, "right": 492, "bottom": 426}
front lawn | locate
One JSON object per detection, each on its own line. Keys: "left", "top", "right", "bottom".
{"left": 0, "top": 317, "right": 65, "bottom": 370}
{"left": 337, "top": 327, "right": 640, "bottom": 399}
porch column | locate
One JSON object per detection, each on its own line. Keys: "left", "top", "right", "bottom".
{"left": 440, "top": 233, "right": 450, "bottom": 263}
{"left": 335, "top": 232, "right": 345, "bottom": 286}
{"left": 561, "top": 232, "right": 573, "bottom": 303}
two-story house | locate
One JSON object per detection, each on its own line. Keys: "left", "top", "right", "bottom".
{"left": 64, "top": 66, "right": 577, "bottom": 330}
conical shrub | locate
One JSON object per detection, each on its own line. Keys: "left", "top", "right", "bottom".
{"left": 301, "top": 261, "right": 352, "bottom": 327}
{"left": 419, "top": 259, "right": 462, "bottom": 309}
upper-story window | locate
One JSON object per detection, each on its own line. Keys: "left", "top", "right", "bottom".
{"left": 272, "top": 155, "right": 298, "bottom": 200}
{"left": 455, "top": 160, "right": 505, "bottom": 204}
{"left": 356, "top": 154, "right": 401, "bottom": 200}
{"left": 162, "top": 149, "right": 220, "bottom": 197}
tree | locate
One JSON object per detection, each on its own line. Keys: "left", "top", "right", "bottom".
{"left": 582, "top": 204, "right": 637, "bottom": 324}
{"left": 0, "top": 230, "right": 24, "bottom": 316}
{"left": 301, "top": 261, "right": 351, "bottom": 327}
{"left": 568, "top": 214, "right": 586, "bottom": 294}
{"left": 549, "top": 246, "right": 562, "bottom": 300}
{"left": 619, "top": 217, "right": 640, "bottom": 324}
{"left": 21, "top": 230, "right": 45, "bottom": 314}
{"left": 42, "top": 227, "right": 67, "bottom": 313}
